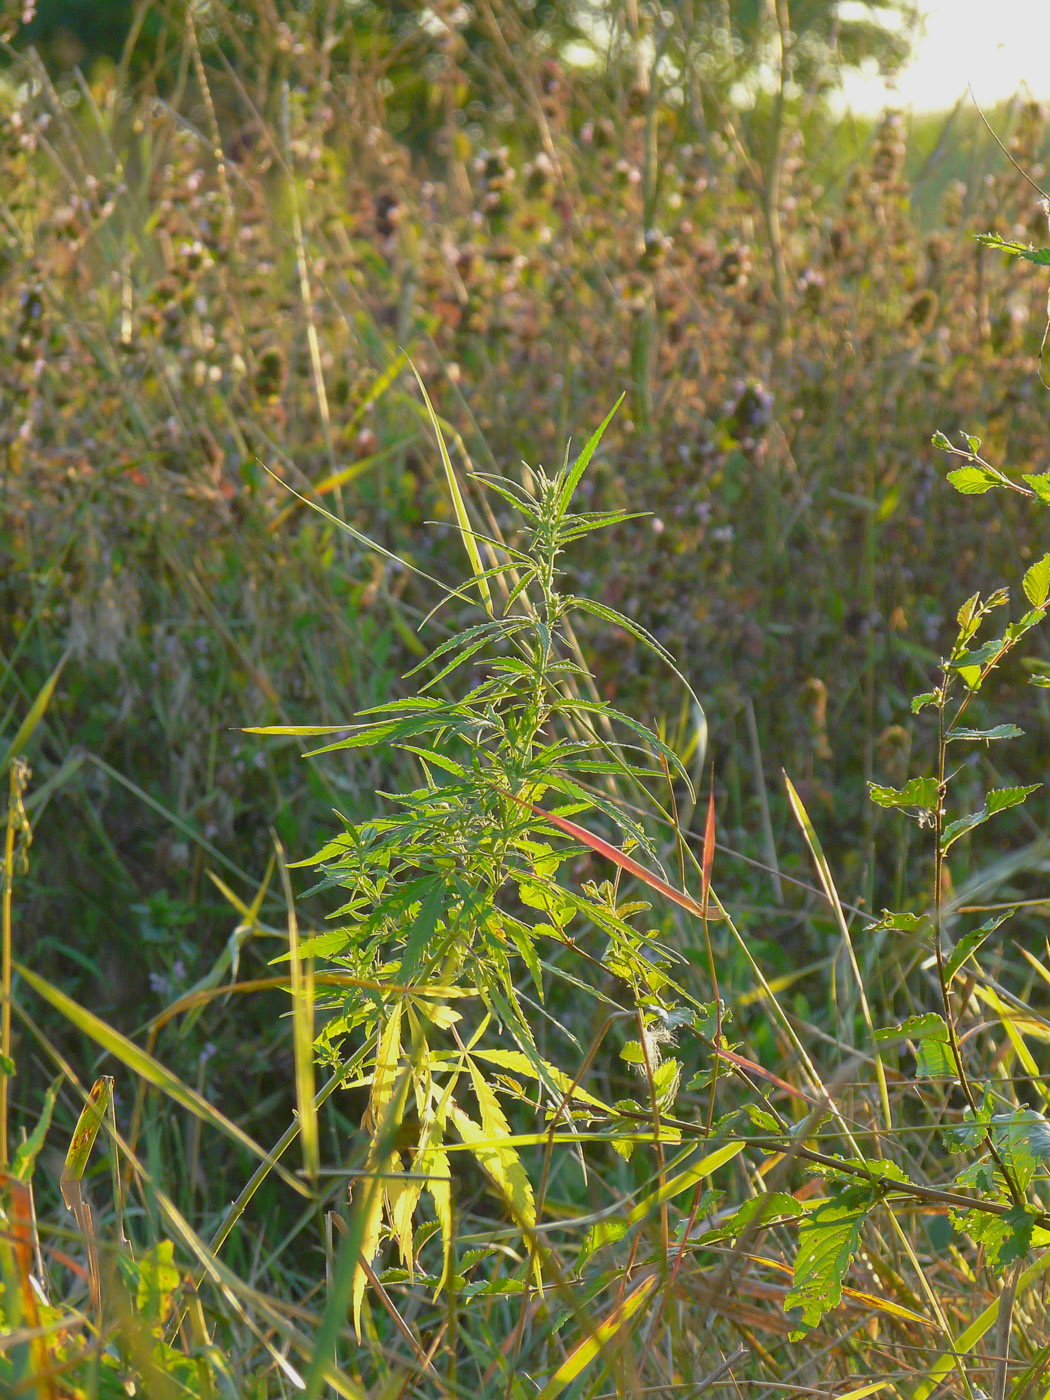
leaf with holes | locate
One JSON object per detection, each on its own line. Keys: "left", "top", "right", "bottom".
{"left": 786, "top": 1196, "right": 871, "bottom": 1335}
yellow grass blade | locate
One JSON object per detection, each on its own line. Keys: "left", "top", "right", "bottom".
{"left": 277, "top": 839, "right": 318, "bottom": 1185}
{"left": 628, "top": 1140, "right": 745, "bottom": 1224}
{"left": 411, "top": 364, "right": 493, "bottom": 617}
{"left": 536, "top": 1273, "right": 658, "bottom": 1400}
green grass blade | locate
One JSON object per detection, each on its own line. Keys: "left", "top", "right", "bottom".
{"left": 0, "top": 651, "right": 68, "bottom": 774}
{"left": 784, "top": 772, "right": 892, "bottom": 1130}
{"left": 410, "top": 363, "right": 493, "bottom": 617}
{"left": 15, "top": 961, "right": 312, "bottom": 1199}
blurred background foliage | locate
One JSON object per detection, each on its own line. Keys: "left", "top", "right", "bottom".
{"left": 3, "top": 0, "right": 1050, "bottom": 1198}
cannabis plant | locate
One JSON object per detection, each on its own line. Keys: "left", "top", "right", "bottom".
{"left": 252, "top": 384, "right": 723, "bottom": 1337}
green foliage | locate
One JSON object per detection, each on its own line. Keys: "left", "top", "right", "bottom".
{"left": 785, "top": 1195, "right": 871, "bottom": 1335}
{"left": 255, "top": 401, "right": 708, "bottom": 1328}
{"left": 7, "top": 2, "right": 1050, "bottom": 1393}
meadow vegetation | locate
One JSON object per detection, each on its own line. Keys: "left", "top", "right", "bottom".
{"left": 4, "top": 2, "right": 1050, "bottom": 1395}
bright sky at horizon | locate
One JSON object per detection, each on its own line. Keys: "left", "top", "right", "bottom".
{"left": 838, "top": 0, "right": 1050, "bottom": 114}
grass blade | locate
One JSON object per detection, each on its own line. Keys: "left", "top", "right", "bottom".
{"left": 15, "top": 962, "right": 312, "bottom": 1199}
{"left": 410, "top": 363, "right": 493, "bottom": 617}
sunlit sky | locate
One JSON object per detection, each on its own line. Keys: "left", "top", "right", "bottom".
{"left": 840, "top": 0, "right": 1050, "bottom": 113}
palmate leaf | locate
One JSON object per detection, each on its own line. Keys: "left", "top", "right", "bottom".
{"left": 403, "top": 619, "right": 518, "bottom": 680}
{"left": 558, "top": 698, "right": 693, "bottom": 789}
{"left": 449, "top": 1093, "right": 536, "bottom": 1228}
{"left": 785, "top": 1196, "right": 871, "bottom": 1335}
{"left": 511, "top": 794, "right": 708, "bottom": 921}
{"left": 469, "top": 1046, "right": 612, "bottom": 1114}
{"left": 397, "top": 876, "right": 450, "bottom": 982}
{"left": 353, "top": 1005, "right": 408, "bottom": 1336}
{"left": 568, "top": 594, "right": 702, "bottom": 710}
{"left": 386, "top": 1150, "right": 421, "bottom": 1272}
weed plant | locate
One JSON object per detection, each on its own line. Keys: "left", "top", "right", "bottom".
{"left": 7, "top": 366, "right": 1050, "bottom": 1393}
{"left": 6, "top": 2, "right": 1050, "bottom": 1394}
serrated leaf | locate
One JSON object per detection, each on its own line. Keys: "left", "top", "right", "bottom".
{"left": 579, "top": 1218, "right": 629, "bottom": 1266}
{"left": 946, "top": 466, "right": 1001, "bottom": 494}
{"left": 911, "top": 691, "right": 938, "bottom": 713}
{"left": 652, "top": 1057, "right": 681, "bottom": 1110}
{"left": 941, "top": 784, "right": 1040, "bottom": 852}
{"left": 458, "top": 1068, "right": 536, "bottom": 1226}
{"left": 556, "top": 395, "right": 624, "bottom": 518}
{"left": 950, "top": 639, "right": 1002, "bottom": 671}
{"left": 868, "top": 909, "right": 932, "bottom": 936}
{"left": 1024, "top": 554, "right": 1050, "bottom": 607}
{"left": 471, "top": 1047, "right": 611, "bottom": 1113}
{"left": 944, "top": 909, "right": 1015, "bottom": 982}
{"left": 876, "top": 1013, "right": 953, "bottom": 1078}
{"left": 964, "top": 433, "right": 982, "bottom": 453}
{"left": 954, "top": 1203, "right": 1036, "bottom": 1269}
{"left": 743, "top": 1103, "right": 783, "bottom": 1134}
{"left": 417, "top": 1135, "right": 452, "bottom": 1291}
{"left": 411, "top": 365, "right": 493, "bottom": 617}
{"left": 991, "top": 1110, "right": 1050, "bottom": 1191}
{"left": 703, "top": 1191, "right": 800, "bottom": 1242}
{"left": 10, "top": 1082, "right": 59, "bottom": 1183}
{"left": 975, "top": 231, "right": 1050, "bottom": 265}
{"left": 1022, "top": 472, "right": 1050, "bottom": 504}
{"left": 786, "top": 1197, "right": 870, "bottom": 1334}
{"left": 947, "top": 724, "right": 1023, "bottom": 742}
{"left": 398, "top": 878, "right": 448, "bottom": 982}
{"left": 957, "top": 592, "right": 981, "bottom": 629}
{"left": 867, "top": 776, "right": 939, "bottom": 811}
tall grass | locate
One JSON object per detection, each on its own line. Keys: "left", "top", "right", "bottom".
{"left": 4, "top": 2, "right": 1050, "bottom": 1393}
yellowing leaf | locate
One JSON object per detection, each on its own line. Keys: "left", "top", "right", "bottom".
{"left": 350, "top": 1173, "right": 386, "bottom": 1340}
{"left": 417, "top": 1135, "right": 452, "bottom": 1292}
{"left": 137, "top": 1239, "right": 181, "bottom": 1332}
{"left": 449, "top": 1097, "right": 535, "bottom": 1228}
{"left": 367, "top": 1003, "right": 403, "bottom": 1136}
{"left": 385, "top": 1151, "right": 421, "bottom": 1272}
